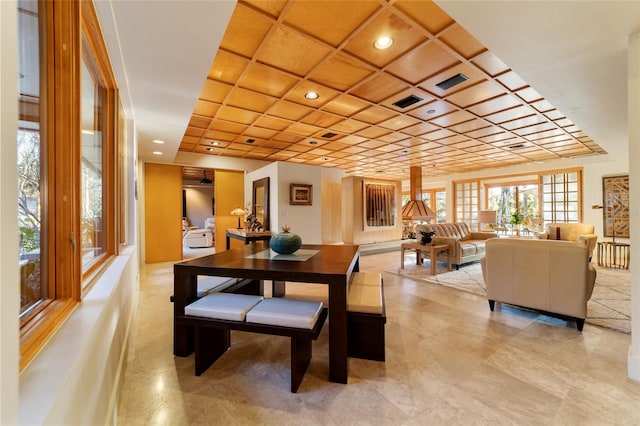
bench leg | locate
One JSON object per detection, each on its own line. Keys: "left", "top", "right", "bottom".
{"left": 194, "top": 327, "right": 230, "bottom": 376}
{"left": 290, "top": 337, "right": 312, "bottom": 393}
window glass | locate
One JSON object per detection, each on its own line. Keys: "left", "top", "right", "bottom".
{"left": 18, "top": 0, "right": 46, "bottom": 315}
{"left": 80, "top": 58, "right": 106, "bottom": 269}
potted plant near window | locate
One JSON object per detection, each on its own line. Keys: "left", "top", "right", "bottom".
{"left": 509, "top": 210, "right": 524, "bottom": 236}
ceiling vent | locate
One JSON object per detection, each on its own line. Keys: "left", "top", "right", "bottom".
{"left": 508, "top": 143, "right": 525, "bottom": 149}
{"left": 436, "top": 73, "right": 469, "bottom": 90}
{"left": 321, "top": 132, "right": 337, "bottom": 138}
{"left": 392, "top": 94, "right": 423, "bottom": 109}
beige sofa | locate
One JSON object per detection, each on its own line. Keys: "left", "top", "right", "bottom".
{"left": 537, "top": 223, "right": 597, "bottom": 260}
{"left": 415, "top": 223, "right": 498, "bottom": 269}
{"left": 481, "top": 238, "right": 596, "bottom": 331}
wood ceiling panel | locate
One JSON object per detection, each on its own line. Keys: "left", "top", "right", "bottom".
{"left": 444, "top": 80, "right": 506, "bottom": 109}
{"left": 301, "top": 110, "right": 343, "bottom": 128}
{"left": 407, "top": 100, "right": 457, "bottom": 120}
{"left": 239, "top": 63, "right": 299, "bottom": 97}
{"left": 377, "top": 114, "right": 421, "bottom": 131}
{"left": 208, "top": 120, "right": 248, "bottom": 134}
{"left": 331, "top": 118, "right": 370, "bottom": 133}
{"left": 253, "top": 115, "right": 291, "bottom": 131}
{"left": 428, "top": 110, "right": 476, "bottom": 127}
{"left": 226, "top": 87, "right": 277, "bottom": 112}
{"left": 350, "top": 72, "right": 408, "bottom": 103}
{"left": 309, "top": 53, "right": 375, "bottom": 91}
{"left": 466, "top": 94, "right": 522, "bottom": 117}
{"left": 286, "top": 122, "right": 322, "bottom": 137}
{"left": 267, "top": 100, "right": 314, "bottom": 121}
{"left": 394, "top": 0, "right": 454, "bottom": 35}
{"left": 257, "top": 25, "right": 332, "bottom": 76}
{"left": 484, "top": 105, "right": 536, "bottom": 125}
{"left": 200, "top": 80, "right": 232, "bottom": 103}
{"left": 193, "top": 100, "right": 219, "bottom": 118}
{"left": 352, "top": 105, "right": 399, "bottom": 125}
{"left": 321, "top": 94, "right": 370, "bottom": 117}
{"left": 284, "top": 0, "right": 380, "bottom": 47}
{"left": 208, "top": 50, "right": 249, "bottom": 84}
{"left": 181, "top": 0, "right": 605, "bottom": 179}
{"left": 402, "top": 122, "right": 440, "bottom": 136}
{"left": 344, "top": 9, "right": 427, "bottom": 68}
{"left": 471, "top": 52, "right": 509, "bottom": 77}
{"left": 220, "top": 3, "right": 274, "bottom": 58}
{"left": 438, "top": 23, "right": 486, "bottom": 59}
{"left": 496, "top": 70, "right": 528, "bottom": 91}
{"left": 216, "top": 105, "right": 261, "bottom": 125}
{"left": 386, "top": 41, "right": 459, "bottom": 84}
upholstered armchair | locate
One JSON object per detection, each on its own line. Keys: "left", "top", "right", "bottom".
{"left": 481, "top": 238, "right": 596, "bottom": 331}
{"left": 537, "top": 223, "right": 597, "bottom": 260}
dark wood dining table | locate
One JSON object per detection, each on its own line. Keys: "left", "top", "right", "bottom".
{"left": 173, "top": 242, "right": 360, "bottom": 384}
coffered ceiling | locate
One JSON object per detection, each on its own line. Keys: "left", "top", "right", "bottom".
{"left": 177, "top": 0, "right": 606, "bottom": 179}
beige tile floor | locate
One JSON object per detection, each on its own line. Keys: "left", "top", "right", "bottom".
{"left": 117, "top": 250, "right": 640, "bottom": 425}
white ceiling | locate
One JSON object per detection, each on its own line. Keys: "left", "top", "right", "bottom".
{"left": 95, "top": 1, "right": 640, "bottom": 167}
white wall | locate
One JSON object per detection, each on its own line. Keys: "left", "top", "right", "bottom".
{"left": 246, "top": 162, "right": 345, "bottom": 244}
{"left": 0, "top": 1, "right": 20, "bottom": 423}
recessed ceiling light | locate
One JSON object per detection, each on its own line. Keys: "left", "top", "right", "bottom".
{"left": 374, "top": 36, "right": 393, "bottom": 50}
{"left": 322, "top": 157, "right": 329, "bottom": 161}
{"left": 206, "top": 147, "right": 213, "bottom": 152}
{"left": 209, "top": 141, "right": 219, "bottom": 145}
{"left": 246, "top": 138, "right": 255, "bottom": 144}
{"left": 426, "top": 109, "right": 436, "bottom": 114}
{"left": 304, "top": 91, "right": 319, "bottom": 100}
{"left": 309, "top": 140, "right": 318, "bottom": 145}
{"left": 152, "top": 151, "right": 163, "bottom": 155}
{"left": 152, "top": 139, "right": 165, "bottom": 144}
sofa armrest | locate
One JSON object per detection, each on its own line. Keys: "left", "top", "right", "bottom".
{"left": 469, "top": 231, "right": 498, "bottom": 240}
{"left": 431, "top": 236, "right": 459, "bottom": 259}
{"left": 578, "top": 234, "right": 598, "bottom": 256}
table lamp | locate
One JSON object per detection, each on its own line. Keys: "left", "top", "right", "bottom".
{"left": 478, "top": 210, "right": 497, "bottom": 231}
{"left": 231, "top": 208, "right": 245, "bottom": 229}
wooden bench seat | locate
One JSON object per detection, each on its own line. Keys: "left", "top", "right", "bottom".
{"left": 178, "top": 294, "right": 327, "bottom": 393}
{"left": 347, "top": 272, "right": 386, "bottom": 362}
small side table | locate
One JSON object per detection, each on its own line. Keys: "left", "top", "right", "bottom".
{"left": 225, "top": 229, "right": 272, "bottom": 250}
{"left": 400, "top": 241, "right": 451, "bottom": 275}
{"left": 597, "top": 241, "right": 630, "bottom": 269}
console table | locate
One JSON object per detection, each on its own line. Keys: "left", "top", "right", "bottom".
{"left": 400, "top": 241, "right": 451, "bottom": 275}
{"left": 225, "top": 229, "right": 272, "bottom": 250}
{"left": 597, "top": 241, "right": 630, "bottom": 269}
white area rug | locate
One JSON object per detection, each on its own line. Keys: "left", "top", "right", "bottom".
{"left": 386, "top": 257, "right": 631, "bottom": 333}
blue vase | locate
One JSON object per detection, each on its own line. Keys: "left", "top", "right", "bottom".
{"left": 270, "top": 227, "right": 302, "bottom": 254}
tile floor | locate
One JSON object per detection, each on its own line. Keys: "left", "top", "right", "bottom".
{"left": 117, "top": 250, "right": 640, "bottom": 425}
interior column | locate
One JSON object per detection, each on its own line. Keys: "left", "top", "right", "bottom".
{"left": 628, "top": 31, "right": 640, "bottom": 381}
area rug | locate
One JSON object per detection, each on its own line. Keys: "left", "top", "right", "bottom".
{"left": 386, "top": 257, "right": 631, "bottom": 334}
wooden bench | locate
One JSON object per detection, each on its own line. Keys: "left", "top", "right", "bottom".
{"left": 177, "top": 293, "right": 327, "bottom": 393}
{"left": 280, "top": 272, "right": 387, "bottom": 362}
{"left": 347, "top": 272, "right": 386, "bottom": 362}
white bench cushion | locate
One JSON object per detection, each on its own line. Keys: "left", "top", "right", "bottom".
{"left": 185, "top": 293, "right": 263, "bottom": 321}
{"left": 246, "top": 298, "right": 323, "bottom": 329}
{"left": 348, "top": 284, "right": 383, "bottom": 314}
{"left": 351, "top": 272, "right": 382, "bottom": 287}
{"left": 197, "top": 276, "right": 239, "bottom": 297}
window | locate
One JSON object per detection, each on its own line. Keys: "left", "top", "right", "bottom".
{"left": 454, "top": 180, "right": 479, "bottom": 226}
{"left": 402, "top": 188, "right": 446, "bottom": 223}
{"left": 486, "top": 182, "right": 539, "bottom": 228}
{"left": 17, "top": 0, "right": 121, "bottom": 370}
{"left": 540, "top": 170, "right": 582, "bottom": 223}
{"left": 18, "top": 0, "right": 46, "bottom": 317}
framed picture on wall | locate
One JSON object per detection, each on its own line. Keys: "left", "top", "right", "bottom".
{"left": 290, "top": 183, "right": 312, "bottom": 205}
{"left": 602, "top": 174, "right": 629, "bottom": 238}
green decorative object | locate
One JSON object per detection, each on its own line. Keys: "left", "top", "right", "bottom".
{"left": 269, "top": 225, "right": 302, "bottom": 254}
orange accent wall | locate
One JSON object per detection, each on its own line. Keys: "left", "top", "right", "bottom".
{"left": 144, "top": 163, "right": 183, "bottom": 262}
{"left": 214, "top": 169, "right": 245, "bottom": 252}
